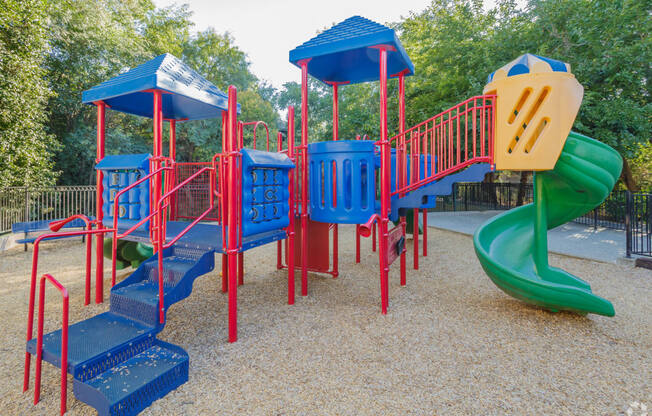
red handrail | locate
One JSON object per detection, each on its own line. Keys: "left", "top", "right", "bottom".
{"left": 154, "top": 165, "right": 218, "bottom": 323}
{"left": 242, "top": 121, "right": 270, "bottom": 151}
{"left": 33, "top": 273, "right": 69, "bottom": 416}
{"left": 111, "top": 166, "right": 172, "bottom": 286}
{"left": 387, "top": 95, "right": 496, "bottom": 197}
{"left": 23, "top": 227, "right": 114, "bottom": 395}
{"left": 49, "top": 214, "right": 94, "bottom": 306}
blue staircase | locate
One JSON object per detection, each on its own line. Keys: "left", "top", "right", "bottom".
{"left": 27, "top": 245, "right": 214, "bottom": 416}
{"left": 389, "top": 163, "right": 491, "bottom": 222}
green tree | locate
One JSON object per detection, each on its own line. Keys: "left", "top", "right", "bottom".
{"left": 0, "top": 0, "right": 59, "bottom": 188}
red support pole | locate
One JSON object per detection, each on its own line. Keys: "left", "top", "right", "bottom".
{"left": 169, "top": 120, "right": 177, "bottom": 221}
{"left": 152, "top": 91, "right": 163, "bottom": 255}
{"left": 287, "top": 106, "right": 296, "bottom": 305}
{"left": 355, "top": 225, "right": 361, "bottom": 263}
{"left": 398, "top": 73, "right": 407, "bottom": 286}
{"left": 413, "top": 207, "right": 419, "bottom": 270}
{"left": 378, "top": 47, "right": 390, "bottom": 314}
{"left": 372, "top": 222, "right": 377, "bottom": 252}
{"left": 221, "top": 112, "right": 228, "bottom": 293}
{"left": 34, "top": 274, "right": 68, "bottom": 416}
{"left": 300, "top": 60, "right": 309, "bottom": 296}
{"left": 227, "top": 86, "right": 238, "bottom": 342}
{"left": 237, "top": 252, "right": 244, "bottom": 286}
{"left": 331, "top": 83, "right": 339, "bottom": 279}
{"left": 423, "top": 209, "right": 428, "bottom": 257}
{"left": 95, "top": 102, "right": 106, "bottom": 303}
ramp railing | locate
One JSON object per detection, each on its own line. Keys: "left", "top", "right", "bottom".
{"left": 389, "top": 95, "right": 496, "bottom": 198}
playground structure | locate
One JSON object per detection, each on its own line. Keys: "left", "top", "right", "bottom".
{"left": 20, "top": 16, "right": 622, "bottom": 416}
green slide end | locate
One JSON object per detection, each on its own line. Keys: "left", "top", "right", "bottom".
{"left": 103, "top": 239, "right": 154, "bottom": 270}
{"left": 473, "top": 132, "right": 622, "bottom": 316}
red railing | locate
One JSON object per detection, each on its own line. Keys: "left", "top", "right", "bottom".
{"left": 111, "top": 166, "right": 172, "bottom": 287}
{"left": 173, "top": 162, "right": 219, "bottom": 222}
{"left": 33, "top": 273, "right": 69, "bottom": 416}
{"left": 154, "top": 164, "right": 220, "bottom": 323}
{"left": 241, "top": 120, "right": 270, "bottom": 151}
{"left": 23, "top": 226, "right": 111, "bottom": 397}
{"left": 389, "top": 95, "right": 496, "bottom": 197}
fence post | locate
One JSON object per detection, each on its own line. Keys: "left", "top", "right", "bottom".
{"left": 593, "top": 208, "right": 598, "bottom": 230}
{"left": 625, "top": 190, "right": 632, "bottom": 258}
{"left": 24, "top": 188, "right": 29, "bottom": 251}
{"left": 452, "top": 183, "right": 457, "bottom": 212}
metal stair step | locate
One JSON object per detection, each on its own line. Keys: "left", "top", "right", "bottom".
{"left": 26, "top": 312, "right": 156, "bottom": 381}
{"left": 73, "top": 340, "right": 189, "bottom": 416}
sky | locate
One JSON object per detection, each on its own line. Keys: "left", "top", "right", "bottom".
{"left": 152, "top": 0, "right": 511, "bottom": 89}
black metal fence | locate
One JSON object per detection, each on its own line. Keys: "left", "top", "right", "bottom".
{"left": 433, "top": 183, "right": 651, "bottom": 257}
{"left": 626, "top": 192, "right": 651, "bottom": 258}
{"left": 0, "top": 186, "right": 96, "bottom": 233}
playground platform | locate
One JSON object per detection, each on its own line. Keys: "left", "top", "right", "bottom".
{"left": 427, "top": 211, "right": 626, "bottom": 263}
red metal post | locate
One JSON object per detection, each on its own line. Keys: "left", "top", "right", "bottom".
{"left": 152, "top": 91, "right": 163, "bottom": 251}
{"left": 34, "top": 274, "right": 68, "bottom": 416}
{"left": 221, "top": 112, "right": 228, "bottom": 293}
{"left": 423, "top": 209, "right": 428, "bottom": 256}
{"left": 300, "top": 60, "right": 309, "bottom": 296}
{"left": 169, "top": 120, "right": 177, "bottom": 221}
{"left": 331, "top": 83, "right": 339, "bottom": 279}
{"left": 227, "top": 86, "right": 239, "bottom": 342}
{"left": 413, "top": 207, "right": 419, "bottom": 270}
{"left": 398, "top": 73, "right": 407, "bottom": 286}
{"left": 355, "top": 225, "right": 361, "bottom": 263}
{"left": 238, "top": 252, "right": 244, "bottom": 286}
{"left": 95, "top": 102, "right": 105, "bottom": 303}
{"left": 287, "top": 106, "right": 296, "bottom": 304}
{"left": 378, "top": 47, "right": 390, "bottom": 314}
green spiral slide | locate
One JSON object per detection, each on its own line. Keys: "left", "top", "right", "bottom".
{"left": 473, "top": 131, "right": 622, "bottom": 316}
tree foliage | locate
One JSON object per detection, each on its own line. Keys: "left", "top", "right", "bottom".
{"left": 0, "top": 0, "right": 58, "bottom": 187}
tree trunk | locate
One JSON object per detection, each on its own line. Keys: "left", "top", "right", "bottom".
{"left": 621, "top": 157, "right": 640, "bottom": 192}
{"left": 516, "top": 171, "right": 531, "bottom": 206}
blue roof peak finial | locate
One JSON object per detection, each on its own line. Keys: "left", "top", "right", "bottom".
{"left": 289, "top": 15, "right": 414, "bottom": 85}
{"left": 82, "top": 53, "right": 239, "bottom": 120}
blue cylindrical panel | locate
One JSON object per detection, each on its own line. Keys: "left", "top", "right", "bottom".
{"left": 307, "top": 140, "right": 377, "bottom": 224}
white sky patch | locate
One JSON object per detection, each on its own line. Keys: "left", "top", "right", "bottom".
{"left": 152, "top": 0, "right": 524, "bottom": 89}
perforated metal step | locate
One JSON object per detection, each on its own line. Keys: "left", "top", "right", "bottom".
{"left": 73, "top": 340, "right": 189, "bottom": 416}
{"left": 26, "top": 312, "right": 156, "bottom": 381}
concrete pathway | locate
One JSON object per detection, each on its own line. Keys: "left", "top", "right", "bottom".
{"left": 427, "top": 210, "right": 626, "bottom": 263}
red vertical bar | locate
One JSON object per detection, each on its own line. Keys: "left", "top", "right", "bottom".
{"left": 355, "top": 225, "right": 361, "bottom": 263}
{"left": 227, "top": 86, "right": 238, "bottom": 342}
{"left": 300, "top": 60, "right": 309, "bottom": 297}
{"left": 398, "top": 72, "right": 407, "bottom": 286}
{"left": 465, "top": 102, "right": 468, "bottom": 162}
{"left": 473, "top": 100, "right": 477, "bottom": 158}
{"left": 413, "top": 207, "right": 419, "bottom": 270}
{"left": 372, "top": 221, "right": 377, "bottom": 252}
{"left": 481, "top": 97, "right": 486, "bottom": 157}
{"left": 456, "top": 106, "right": 461, "bottom": 165}
{"left": 287, "top": 106, "right": 295, "bottom": 305}
{"left": 422, "top": 209, "right": 428, "bottom": 257}
{"left": 169, "top": 120, "right": 177, "bottom": 221}
{"left": 331, "top": 83, "right": 339, "bottom": 279}
{"left": 95, "top": 102, "right": 105, "bottom": 303}
{"left": 237, "top": 252, "right": 244, "bottom": 286}
{"left": 221, "top": 254, "right": 227, "bottom": 293}
{"left": 378, "top": 47, "right": 389, "bottom": 314}
{"left": 85, "top": 222, "right": 92, "bottom": 305}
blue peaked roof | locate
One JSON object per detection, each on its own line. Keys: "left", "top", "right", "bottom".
{"left": 289, "top": 16, "right": 415, "bottom": 85}
{"left": 82, "top": 53, "right": 239, "bottom": 120}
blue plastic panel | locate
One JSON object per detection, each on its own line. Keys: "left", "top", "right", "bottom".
{"left": 96, "top": 154, "right": 150, "bottom": 231}
{"left": 82, "top": 53, "right": 240, "bottom": 120}
{"left": 389, "top": 150, "right": 436, "bottom": 209}
{"left": 308, "top": 140, "right": 377, "bottom": 224}
{"left": 289, "top": 16, "right": 414, "bottom": 85}
{"left": 241, "top": 148, "right": 294, "bottom": 237}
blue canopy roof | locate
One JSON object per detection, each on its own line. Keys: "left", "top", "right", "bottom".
{"left": 289, "top": 16, "right": 415, "bottom": 85}
{"left": 82, "top": 53, "right": 239, "bottom": 120}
